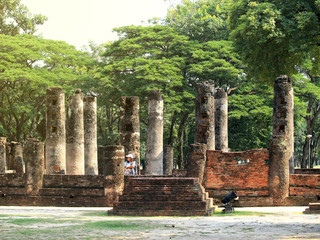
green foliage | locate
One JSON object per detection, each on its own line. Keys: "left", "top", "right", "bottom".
{"left": 228, "top": 81, "right": 273, "bottom": 151}
{"left": 229, "top": 0, "right": 320, "bottom": 83}
{"left": 0, "top": 0, "right": 47, "bottom": 35}
{"left": 0, "top": 34, "right": 93, "bottom": 141}
{"left": 166, "top": 0, "right": 231, "bottom": 41}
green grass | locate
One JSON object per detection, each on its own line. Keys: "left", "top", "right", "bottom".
{"left": 212, "top": 210, "right": 273, "bottom": 217}
{"left": 82, "top": 220, "right": 154, "bottom": 230}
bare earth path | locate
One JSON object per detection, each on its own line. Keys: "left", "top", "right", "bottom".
{"left": 0, "top": 206, "right": 319, "bottom": 239}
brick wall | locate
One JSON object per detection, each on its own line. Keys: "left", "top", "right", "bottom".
{"left": 205, "top": 149, "right": 270, "bottom": 197}
{"left": 0, "top": 173, "right": 117, "bottom": 207}
{"left": 290, "top": 174, "right": 320, "bottom": 197}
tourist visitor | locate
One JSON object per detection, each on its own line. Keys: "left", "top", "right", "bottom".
{"left": 125, "top": 153, "right": 136, "bottom": 175}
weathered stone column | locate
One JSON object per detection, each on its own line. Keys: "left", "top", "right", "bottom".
{"left": 145, "top": 90, "right": 163, "bottom": 175}
{"left": 215, "top": 88, "right": 228, "bottom": 151}
{"left": 10, "top": 142, "right": 24, "bottom": 173}
{"left": 46, "top": 87, "right": 66, "bottom": 174}
{"left": 98, "top": 146, "right": 104, "bottom": 175}
{"left": 269, "top": 75, "right": 294, "bottom": 205}
{"left": 186, "top": 143, "right": 207, "bottom": 184}
{"left": 195, "top": 81, "right": 215, "bottom": 150}
{"left": 0, "top": 137, "right": 6, "bottom": 173}
{"left": 25, "top": 139, "right": 44, "bottom": 195}
{"left": 119, "top": 96, "right": 140, "bottom": 173}
{"left": 84, "top": 95, "right": 98, "bottom": 175}
{"left": 5, "top": 142, "right": 11, "bottom": 171}
{"left": 163, "top": 144, "right": 173, "bottom": 175}
{"left": 101, "top": 146, "right": 125, "bottom": 198}
{"left": 66, "top": 89, "right": 85, "bottom": 175}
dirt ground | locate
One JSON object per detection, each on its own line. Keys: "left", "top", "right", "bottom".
{"left": 0, "top": 206, "right": 319, "bottom": 240}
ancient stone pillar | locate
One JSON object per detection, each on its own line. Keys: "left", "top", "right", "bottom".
{"left": 98, "top": 146, "right": 104, "bottom": 175}
{"left": 10, "top": 142, "right": 24, "bottom": 173}
{"left": 269, "top": 75, "right": 294, "bottom": 205}
{"left": 84, "top": 95, "right": 98, "bottom": 175}
{"left": 5, "top": 142, "right": 10, "bottom": 171}
{"left": 145, "top": 90, "right": 163, "bottom": 175}
{"left": 25, "top": 139, "right": 44, "bottom": 195}
{"left": 163, "top": 144, "right": 173, "bottom": 175}
{"left": 215, "top": 88, "right": 228, "bottom": 151}
{"left": 119, "top": 96, "right": 140, "bottom": 172}
{"left": 66, "top": 89, "right": 85, "bottom": 175}
{"left": 186, "top": 143, "right": 207, "bottom": 184}
{"left": 46, "top": 87, "right": 66, "bottom": 174}
{"left": 0, "top": 137, "right": 6, "bottom": 173}
{"left": 101, "top": 145, "right": 125, "bottom": 196}
{"left": 195, "top": 81, "right": 215, "bottom": 150}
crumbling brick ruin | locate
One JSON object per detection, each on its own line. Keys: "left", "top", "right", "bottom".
{"left": 0, "top": 79, "right": 319, "bottom": 209}
{"left": 145, "top": 90, "right": 164, "bottom": 175}
{"left": 66, "top": 89, "right": 85, "bottom": 175}
{"left": 195, "top": 81, "right": 215, "bottom": 150}
{"left": 84, "top": 95, "right": 98, "bottom": 175}
{"left": 46, "top": 87, "right": 66, "bottom": 174}
{"left": 214, "top": 88, "right": 228, "bottom": 152}
{"left": 120, "top": 96, "right": 140, "bottom": 169}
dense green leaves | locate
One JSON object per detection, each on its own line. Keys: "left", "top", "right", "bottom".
{"left": 0, "top": 34, "right": 93, "bottom": 141}
{"left": 0, "top": 0, "right": 47, "bottom": 35}
{"left": 229, "top": 0, "right": 320, "bottom": 83}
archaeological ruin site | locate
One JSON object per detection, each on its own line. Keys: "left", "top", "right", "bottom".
{"left": 0, "top": 75, "right": 319, "bottom": 216}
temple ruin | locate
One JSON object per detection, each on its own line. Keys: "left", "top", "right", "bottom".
{"left": 0, "top": 79, "right": 319, "bottom": 212}
{"left": 145, "top": 90, "right": 164, "bottom": 175}
{"left": 195, "top": 81, "right": 215, "bottom": 150}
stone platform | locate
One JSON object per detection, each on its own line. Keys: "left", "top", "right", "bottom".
{"left": 108, "top": 176, "right": 215, "bottom": 216}
{"left": 304, "top": 203, "right": 320, "bottom": 214}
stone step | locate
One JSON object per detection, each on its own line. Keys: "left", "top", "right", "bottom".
{"left": 309, "top": 203, "right": 320, "bottom": 210}
{"left": 111, "top": 177, "right": 214, "bottom": 216}
{"left": 113, "top": 201, "right": 208, "bottom": 210}
{"left": 119, "top": 194, "right": 205, "bottom": 201}
{"left": 109, "top": 208, "right": 215, "bottom": 216}
{"left": 39, "top": 188, "right": 105, "bottom": 197}
{"left": 0, "top": 186, "right": 27, "bottom": 195}
{"left": 303, "top": 203, "right": 320, "bottom": 214}
{"left": 126, "top": 178, "right": 198, "bottom": 185}
{"left": 122, "top": 189, "right": 201, "bottom": 196}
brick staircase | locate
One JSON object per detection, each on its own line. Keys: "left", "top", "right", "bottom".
{"left": 303, "top": 203, "right": 320, "bottom": 214}
{"left": 108, "top": 176, "right": 215, "bottom": 216}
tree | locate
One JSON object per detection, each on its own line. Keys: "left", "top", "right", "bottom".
{"left": 229, "top": 0, "right": 320, "bottom": 167}
{"left": 229, "top": 0, "right": 320, "bottom": 83}
{"left": 0, "top": 34, "right": 93, "bottom": 142}
{"left": 0, "top": 0, "right": 47, "bottom": 35}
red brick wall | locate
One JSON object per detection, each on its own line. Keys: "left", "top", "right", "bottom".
{"left": 290, "top": 174, "right": 320, "bottom": 197}
{"left": 205, "top": 149, "right": 269, "bottom": 197}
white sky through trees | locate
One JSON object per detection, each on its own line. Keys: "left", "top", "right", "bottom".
{"left": 21, "top": 0, "right": 176, "bottom": 49}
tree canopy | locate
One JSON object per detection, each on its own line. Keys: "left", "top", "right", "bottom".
{"left": 229, "top": 0, "right": 320, "bottom": 82}
{"left": 0, "top": 0, "right": 47, "bottom": 35}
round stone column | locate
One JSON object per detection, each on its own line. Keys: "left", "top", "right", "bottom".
{"left": 119, "top": 96, "right": 140, "bottom": 172}
{"left": 163, "top": 144, "right": 173, "bottom": 175}
{"left": 10, "top": 141, "right": 24, "bottom": 173}
{"left": 0, "top": 137, "right": 6, "bottom": 173}
{"left": 25, "top": 138, "right": 44, "bottom": 195}
{"left": 66, "top": 89, "right": 85, "bottom": 175}
{"left": 186, "top": 143, "right": 207, "bottom": 184}
{"left": 46, "top": 87, "right": 66, "bottom": 174}
{"left": 215, "top": 88, "right": 228, "bottom": 151}
{"left": 101, "top": 145, "right": 125, "bottom": 194}
{"left": 145, "top": 90, "right": 163, "bottom": 175}
{"left": 269, "top": 75, "right": 294, "bottom": 205}
{"left": 195, "top": 81, "right": 215, "bottom": 150}
{"left": 84, "top": 95, "right": 98, "bottom": 175}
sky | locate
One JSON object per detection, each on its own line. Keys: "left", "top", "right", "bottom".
{"left": 21, "top": 0, "right": 179, "bottom": 49}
